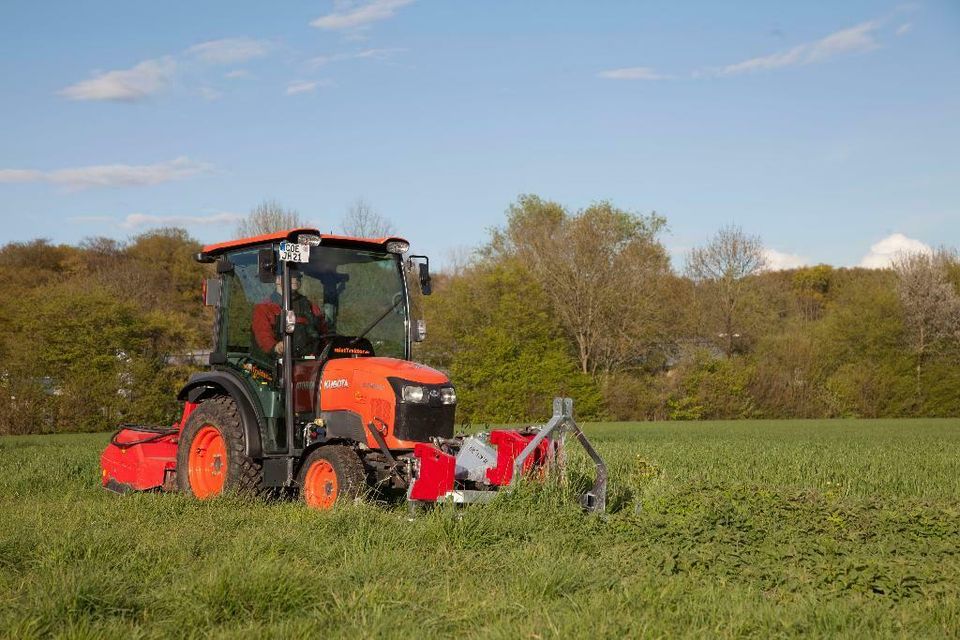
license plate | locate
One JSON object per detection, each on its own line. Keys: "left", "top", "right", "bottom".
{"left": 279, "top": 241, "right": 310, "bottom": 263}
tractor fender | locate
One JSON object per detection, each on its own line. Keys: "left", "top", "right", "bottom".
{"left": 177, "top": 370, "right": 264, "bottom": 458}
{"left": 298, "top": 411, "right": 368, "bottom": 461}
{"left": 296, "top": 411, "right": 380, "bottom": 486}
{"left": 319, "top": 410, "right": 367, "bottom": 443}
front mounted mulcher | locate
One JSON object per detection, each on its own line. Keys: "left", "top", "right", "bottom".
{"left": 407, "top": 397, "right": 607, "bottom": 513}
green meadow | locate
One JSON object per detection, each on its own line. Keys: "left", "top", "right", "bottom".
{"left": 1, "top": 419, "right": 958, "bottom": 639}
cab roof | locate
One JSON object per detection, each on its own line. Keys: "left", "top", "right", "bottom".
{"left": 198, "top": 227, "right": 408, "bottom": 261}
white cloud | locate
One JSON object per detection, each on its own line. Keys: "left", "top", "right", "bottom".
{"left": 896, "top": 23, "right": 912, "bottom": 36}
{"left": 597, "top": 66, "right": 667, "bottom": 80}
{"left": 307, "top": 47, "right": 405, "bottom": 67}
{"left": 0, "top": 169, "right": 43, "bottom": 183}
{"left": 59, "top": 57, "right": 176, "bottom": 102}
{"left": 763, "top": 248, "right": 810, "bottom": 271}
{"left": 73, "top": 212, "right": 242, "bottom": 230}
{"left": 719, "top": 20, "right": 881, "bottom": 76}
{"left": 186, "top": 38, "right": 270, "bottom": 65}
{"left": 310, "top": 0, "right": 415, "bottom": 30}
{"left": 60, "top": 38, "right": 269, "bottom": 103}
{"left": 121, "top": 212, "right": 241, "bottom": 229}
{"left": 286, "top": 81, "right": 320, "bottom": 95}
{"left": 859, "top": 233, "right": 932, "bottom": 269}
{"left": 0, "top": 157, "right": 212, "bottom": 189}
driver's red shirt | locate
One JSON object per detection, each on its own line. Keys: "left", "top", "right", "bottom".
{"left": 252, "top": 299, "right": 325, "bottom": 353}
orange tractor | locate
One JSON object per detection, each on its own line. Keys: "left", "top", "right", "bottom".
{"left": 100, "top": 228, "right": 606, "bottom": 511}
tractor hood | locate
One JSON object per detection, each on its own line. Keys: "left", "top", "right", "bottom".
{"left": 318, "top": 357, "right": 455, "bottom": 448}
{"left": 322, "top": 357, "right": 450, "bottom": 386}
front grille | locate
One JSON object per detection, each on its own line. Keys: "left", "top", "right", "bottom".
{"left": 394, "top": 401, "right": 456, "bottom": 442}
{"left": 387, "top": 377, "right": 456, "bottom": 442}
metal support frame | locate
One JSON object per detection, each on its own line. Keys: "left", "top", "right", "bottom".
{"left": 510, "top": 397, "right": 607, "bottom": 513}
{"left": 281, "top": 260, "right": 295, "bottom": 482}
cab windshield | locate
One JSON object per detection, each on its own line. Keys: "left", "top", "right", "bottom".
{"left": 295, "top": 246, "right": 408, "bottom": 360}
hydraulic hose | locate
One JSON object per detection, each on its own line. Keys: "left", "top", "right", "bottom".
{"left": 109, "top": 424, "right": 179, "bottom": 449}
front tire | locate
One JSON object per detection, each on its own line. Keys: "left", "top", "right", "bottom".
{"left": 177, "top": 396, "right": 263, "bottom": 498}
{"left": 298, "top": 445, "right": 366, "bottom": 510}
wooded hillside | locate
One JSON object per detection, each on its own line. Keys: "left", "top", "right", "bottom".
{"left": 2, "top": 196, "right": 958, "bottom": 434}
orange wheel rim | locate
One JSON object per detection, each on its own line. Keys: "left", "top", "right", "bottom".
{"left": 304, "top": 459, "right": 338, "bottom": 509}
{"left": 188, "top": 425, "right": 227, "bottom": 499}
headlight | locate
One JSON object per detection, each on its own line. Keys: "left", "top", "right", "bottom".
{"left": 402, "top": 385, "right": 425, "bottom": 403}
{"left": 440, "top": 387, "right": 456, "bottom": 405}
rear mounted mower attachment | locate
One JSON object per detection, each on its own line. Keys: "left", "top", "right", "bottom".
{"left": 406, "top": 398, "right": 608, "bottom": 513}
{"left": 100, "top": 424, "right": 180, "bottom": 494}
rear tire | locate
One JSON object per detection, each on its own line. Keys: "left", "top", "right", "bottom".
{"left": 298, "top": 445, "right": 366, "bottom": 510}
{"left": 177, "top": 396, "right": 263, "bottom": 498}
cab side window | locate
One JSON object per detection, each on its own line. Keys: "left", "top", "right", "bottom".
{"left": 222, "top": 249, "right": 273, "bottom": 358}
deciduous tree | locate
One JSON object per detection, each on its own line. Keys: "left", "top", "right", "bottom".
{"left": 340, "top": 198, "right": 395, "bottom": 237}
{"left": 420, "top": 258, "right": 601, "bottom": 422}
{"left": 893, "top": 249, "right": 960, "bottom": 400}
{"left": 686, "top": 225, "right": 768, "bottom": 356}
{"left": 492, "top": 195, "right": 671, "bottom": 377}
{"left": 235, "top": 200, "right": 304, "bottom": 237}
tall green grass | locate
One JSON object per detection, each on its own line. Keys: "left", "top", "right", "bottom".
{"left": 1, "top": 419, "right": 958, "bottom": 639}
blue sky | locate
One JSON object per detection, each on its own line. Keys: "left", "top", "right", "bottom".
{"left": 1, "top": 1, "right": 958, "bottom": 270}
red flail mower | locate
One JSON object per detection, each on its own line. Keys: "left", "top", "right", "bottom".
{"left": 100, "top": 228, "right": 607, "bottom": 512}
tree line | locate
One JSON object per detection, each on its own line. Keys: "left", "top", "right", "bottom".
{"left": 417, "top": 195, "right": 960, "bottom": 423}
{"left": 1, "top": 195, "right": 958, "bottom": 434}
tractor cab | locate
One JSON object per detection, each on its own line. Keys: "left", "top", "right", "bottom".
{"left": 195, "top": 228, "right": 440, "bottom": 460}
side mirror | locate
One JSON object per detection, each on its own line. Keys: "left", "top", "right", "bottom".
{"left": 418, "top": 263, "right": 432, "bottom": 295}
{"left": 258, "top": 248, "right": 276, "bottom": 283}
{"left": 203, "top": 278, "right": 221, "bottom": 306}
{"left": 410, "top": 255, "right": 432, "bottom": 296}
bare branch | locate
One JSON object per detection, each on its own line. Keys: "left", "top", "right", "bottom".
{"left": 340, "top": 198, "right": 395, "bottom": 238}
{"left": 234, "top": 200, "right": 304, "bottom": 237}
{"left": 685, "top": 225, "right": 767, "bottom": 356}
{"left": 500, "top": 197, "right": 671, "bottom": 375}
{"left": 893, "top": 249, "right": 960, "bottom": 398}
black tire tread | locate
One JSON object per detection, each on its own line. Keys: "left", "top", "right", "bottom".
{"left": 176, "top": 395, "right": 265, "bottom": 497}
{"left": 298, "top": 445, "right": 367, "bottom": 505}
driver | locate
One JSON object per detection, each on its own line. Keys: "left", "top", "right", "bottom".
{"left": 252, "top": 273, "right": 327, "bottom": 360}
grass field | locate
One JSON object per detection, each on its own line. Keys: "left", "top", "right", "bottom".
{"left": 1, "top": 419, "right": 959, "bottom": 639}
